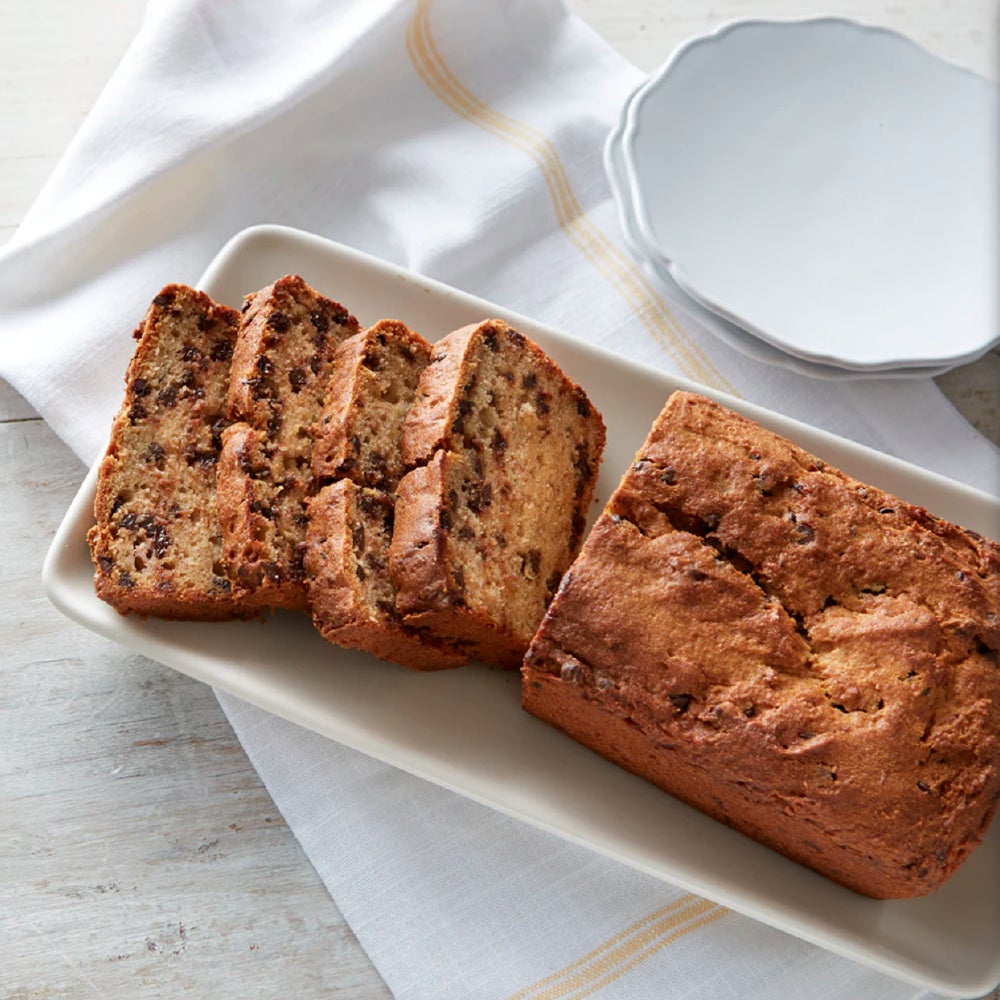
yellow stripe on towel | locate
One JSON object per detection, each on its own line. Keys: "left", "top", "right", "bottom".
{"left": 508, "top": 895, "right": 728, "bottom": 1000}
{"left": 405, "top": 0, "right": 732, "bottom": 392}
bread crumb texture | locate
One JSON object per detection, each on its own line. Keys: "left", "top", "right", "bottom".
{"left": 88, "top": 285, "right": 249, "bottom": 619}
{"left": 304, "top": 320, "right": 468, "bottom": 670}
{"left": 391, "top": 319, "right": 606, "bottom": 667}
{"left": 216, "top": 275, "right": 359, "bottom": 611}
{"left": 523, "top": 391, "right": 1000, "bottom": 898}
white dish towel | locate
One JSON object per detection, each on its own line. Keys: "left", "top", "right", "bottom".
{"left": 2, "top": 1, "right": 996, "bottom": 997}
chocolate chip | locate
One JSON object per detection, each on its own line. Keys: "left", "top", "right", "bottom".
{"left": 133, "top": 378, "right": 151, "bottom": 397}
{"left": 506, "top": 328, "right": 525, "bottom": 348}
{"left": 157, "top": 384, "right": 178, "bottom": 408}
{"left": 521, "top": 372, "right": 537, "bottom": 389}
{"left": 363, "top": 351, "right": 382, "bottom": 372}
{"left": 483, "top": 328, "right": 500, "bottom": 353}
{"left": 97, "top": 556, "right": 114, "bottom": 573}
{"left": 118, "top": 570, "right": 135, "bottom": 589}
{"left": 660, "top": 467, "right": 676, "bottom": 485}
{"left": 128, "top": 401, "right": 147, "bottom": 422}
{"left": 261, "top": 561, "right": 283, "bottom": 583}
{"left": 210, "top": 339, "right": 233, "bottom": 362}
{"left": 182, "top": 345, "right": 201, "bottom": 362}
{"left": 669, "top": 693, "right": 692, "bottom": 713}
{"left": 152, "top": 290, "right": 175, "bottom": 308}
{"left": 794, "top": 523, "right": 815, "bottom": 544}
{"left": 574, "top": 389, "right": 591, "bottom": 418}
{"left": 250, "top": 501, "right": 277, "bottom": 520}
{"left": 267, "top": 311, "right": 291, "bottom": 333}
{"left": 535, "top": 391, "right": 550, "bottom": 415}
{"left": 310, "top": 309, "right": 329, "bottom": 334}
{"left": 467, "top": 482, "right": 492, "bottom": 512}
{"left": 288, "top": 368, "right": 307, "bottom": 392}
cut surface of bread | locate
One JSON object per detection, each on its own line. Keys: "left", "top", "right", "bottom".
{"left": 306, "top": 480, "right": 468, "bottom": 669}
{"left": 216, "top": 275, "right": 359, "bottom": 611}
{"left": 523, "top": 391, "right": 1000, "bottom": 898}
{"left": 390, "top": 319, "right": 606, "bottom": 668}
{"left": 305, "top": 320, "right": 466, "bottom": 669}
{"left": 88, "top": 285, "right": 247, "bottom": 620}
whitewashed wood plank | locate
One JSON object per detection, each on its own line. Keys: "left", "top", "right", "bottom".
{"left": 0, "top": 416, "right": 390, "bottom": 998}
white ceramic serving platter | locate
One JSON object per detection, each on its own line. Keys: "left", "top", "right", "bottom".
{"left": 618, "top": 18, "right": 999, "bottom": 373}
{"left": 44, "top": 226, "right": 1000, "bottom": 997}
{"left": 604, "top": 111, "right": 954, "bottom": 381}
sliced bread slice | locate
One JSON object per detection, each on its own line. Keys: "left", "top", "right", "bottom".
{"left": 305, "top": 320, "right": 467, "bottom": 669}
{"left": 216, "top": 275, "right": 359, "bottom": 611}
{"left": 88, "top": 284, "right": 247, "bottom": 619}
{"left": 390, "top": 319, "right": 606, "bottom": 667}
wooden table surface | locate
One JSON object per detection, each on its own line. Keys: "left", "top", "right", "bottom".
{"left": 3, "top": 2, "right": 997, "bottom": 997}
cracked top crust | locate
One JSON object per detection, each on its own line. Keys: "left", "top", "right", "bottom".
{"left": 523, "top": 391, "right": 1000, "bottom": 898}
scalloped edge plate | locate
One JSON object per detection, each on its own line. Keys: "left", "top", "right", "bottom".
{"left": 604, "top": 106, "right": 954, "bottom": 381}
{"left": 619, "top": 18, "right": 998, "bottom": 371}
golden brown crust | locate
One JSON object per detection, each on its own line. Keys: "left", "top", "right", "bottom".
{"left": 523, "top": 391, "right": 1000, "bottom": 898}
{"left": 392, "top": 320, "right": 606, "bottom": 667}
{"left": 89, "top": 285, "right": 250, "bottom": 620}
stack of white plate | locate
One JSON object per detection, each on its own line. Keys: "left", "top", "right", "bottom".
{"left": 605, "top": 18, "right": 999, "bottom": 380}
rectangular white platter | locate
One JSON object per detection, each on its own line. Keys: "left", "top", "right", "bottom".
{"left": 43, "top": 225, "right": 1000, "bottom": 997}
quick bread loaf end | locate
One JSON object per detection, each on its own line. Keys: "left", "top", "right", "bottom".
{"left": 523, "top": 391, "right": 1000, "bottom": 898}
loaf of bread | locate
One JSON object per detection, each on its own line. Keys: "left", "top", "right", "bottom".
{"left": 216, "top": 275, "right": 359, "bottom": 611}
{"left": 523, "top": 391, "right": 1000, "bottom": 898}
{"left": 305, "top": 320, "right": 467, "bottom": 669}
{"left": 391, "top": 319, "right": 606, "bottom": 668}
{"left": 88, "top": 285, "right": 249, "bottom": 620}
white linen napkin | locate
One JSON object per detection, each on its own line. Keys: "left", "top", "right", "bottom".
{"left": 3, "top": 0, "right": 996, "bottom": 997}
